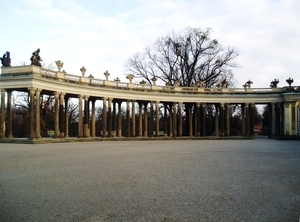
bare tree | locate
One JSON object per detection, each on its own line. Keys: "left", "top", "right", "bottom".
{"left": 125, "top": 27, "right": 238, "bottom": 87}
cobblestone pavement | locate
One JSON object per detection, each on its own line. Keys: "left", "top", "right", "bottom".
{"left": 0, "top": 138, "right": 300, "bottom": 221}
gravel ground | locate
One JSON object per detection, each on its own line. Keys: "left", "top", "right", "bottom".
{"left": 0, "top": 138, "right": 300, "bottom": 221}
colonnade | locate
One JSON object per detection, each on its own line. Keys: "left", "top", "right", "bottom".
{"left": 0, "top": 88, "right": 266, "bottom": 140}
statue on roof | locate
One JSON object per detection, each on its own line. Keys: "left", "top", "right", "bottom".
{"left": 0, "top": 51, "right": 11, "bottom": 67}
{"left": 30, "top": 48, "right": 42, "bottom": 67}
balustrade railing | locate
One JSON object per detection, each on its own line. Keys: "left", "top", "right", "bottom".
{"left": 0, "top": 65, "right": 297, "bottom": 94}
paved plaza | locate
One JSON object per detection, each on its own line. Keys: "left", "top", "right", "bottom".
{"left": 0, "top": 138, "right": 300, "bottom": 221}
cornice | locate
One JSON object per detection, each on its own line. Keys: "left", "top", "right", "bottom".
{"left": 0, "top": 74, "right": 297, "bottom": 104}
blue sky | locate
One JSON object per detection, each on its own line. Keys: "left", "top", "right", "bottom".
{"left": 1, "top": 0, "right": 299, "bottom": 88}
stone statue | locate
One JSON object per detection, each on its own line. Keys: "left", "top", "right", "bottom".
{"left": 30, "top": 48, "right": 42, "bottom": 67}
{"left": 0, "top": 51, "right": 11, "bottom": 67}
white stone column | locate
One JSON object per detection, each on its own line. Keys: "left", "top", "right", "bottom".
{"left": 78, "top": 94, "right": 83, "bottom": 137}
{"left": 0, "top": 89, "right": 6, "bottom": 138}
{"left": 35, "top": 89, "right": 42, "bottom": 139}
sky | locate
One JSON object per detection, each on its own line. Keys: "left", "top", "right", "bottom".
{"left": 1, "top": 0, "right": 299, "bottom": 88}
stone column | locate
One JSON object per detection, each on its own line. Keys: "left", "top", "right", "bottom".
{"left": 0, "top": 89, "right": 6, "bottom": 138}
{"left": 117, "top": 101, "right": 122, "bottom": 137}
{"left": 59, "top": 93, "right": 65, "bottom": 138}
{"left": 169, "top": 103, "right": 173, "bottom": 137}
{"left": 149, "top": 101, "right": 154, "bottom": 137}
{"left": 155, "top": 101, "right": 160, "bottom": 137}
{"left": 29, "top": 88, "right": 36, "bottom": 139}
{"left": 220, "top": 103, "right": 225, "bottom": 136}
{"left": 64, "top": 96, "right": 69, "bottom": 138}
{"left": 91, "top": 99, "right": 96, "bottom": 137}
{"left": 132, "top": 101, "right": 136, "bottom": 137}
{"left": 54, "top": 92, "right": 60, "bottom": 138}
{"left": 271, "top": 102, "right": 276, "bottom": 138}
{"left": 215, "top": 104, "right": 219, "bottom": 137}
{"left": 178, "top": 102, "right": 183, "bottom": 137}
{"left": 126, "top": 100, "right": 131, "bottom": 137}
{"left": 6, "top": 90, "right": 12, "bottom": 138}
{"left": 164, "top": 104, "right": 168, "bottom": 136}
{"left": 143, "top": 102, "right": 148, "bottom": 137}
{"left": 83, "top": 95, "right": 90, "bottom": 137}
{"left": 279, "top": 103, "right": 284, "bottom": 136}
{"left": 245, "top": 103, "right": 250, "bottom": 137}
{"left": 35, "top": 89, "right": 41, "bottom": 139}
{"left": 138, "top": 102, "right": 143, "bottom": 136}
{"left": 102, "top": 97, "right": 107, "bottom": 137}
{"left": 189, "top": 105, "right": 193, "bottom": 137}
{"left": 202, "top": 103, "right": 206, "bottom": 137}
{"left": 78, "top": 95, "right": 83, "bottom": 137}
{"left": 225, "top": 103, "right": 230, "bottom": 136}
{"left": 194, "top": 103, "right": 199, "bottom": 137}
{"left": 250, "top": 103, "right": 255, "bottom": 137}
{"left": 112, "top": 100, "right": 116, "bottom": 137}
{"left": 241, "top": 104, "right": 245, "bottom": 136}
{"left": 108, "top": 98, "right": 112, "bottom": 137}
{"left": 173, "top": 102, "right": 177, "bottom": 137}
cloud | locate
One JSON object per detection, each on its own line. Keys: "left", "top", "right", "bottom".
{"left": 2, "top": 0, "right": 300, "bottom": 87}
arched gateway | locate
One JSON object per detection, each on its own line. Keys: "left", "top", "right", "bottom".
{"left": 1, "top": 65, "right": 300, "bottom": 141}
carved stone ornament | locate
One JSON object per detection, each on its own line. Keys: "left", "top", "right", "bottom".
{"left": 30, "top": 48, "right": 42, "bottom": 67}
{"left": 80, "top": 66, "right": 86, "bottom": 76}
{"left": 55, "top": 60, "right": 64, "bottom": 71}
{"left": 0, "top": 51, "right": 11, "bottom": 67}
{"left": 126, "top": 74, "right": 135, "bottom": 83}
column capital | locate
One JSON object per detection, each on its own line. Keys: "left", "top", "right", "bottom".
{"left": 202, "top": 103, "right": 206, "bottom": 108}
{"left": 54, "top": 91, "right": 60, "bottom": 99}
{"left": 84, "top": 95, "right": 89, "bottom": 101}
{"left": 28, "top": 87, "right": 37, "bottom": 95}
{"left": 197, "top": 102, "right": 201, "bottom": 107}
{"left": 35, "top": 88, "right": 42, "bottom": 96}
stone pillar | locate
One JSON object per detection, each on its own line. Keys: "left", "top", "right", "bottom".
{"left": 35, "top": 89, "right": 41, "bottom": 139}
{"left": 173, "top": 102, "right": 177, "bottom": 137}
{"left": 102, "top": 97, "right": 107, "bottom": 137}
{"left": 143, "top": 102, "right": 148, "bottom": 137}
{"left": 83, "top": 95, "right": 90, "bottom": 137}
{"left": 78, "top": 94, "right": 83, "bottom": 137}
{"left": 59, "top": 93, "right": 65, "bottom": 138}
{"left": 0, "top": 89, "right": 5, "bottom": 138}
{"left": 132, "top": 101, "right": 136, "bottom": 137}
{"left": 225, "top": 103, "right": 230, "bottom": 136}
{"left": 250, "top": 103, "right": 255, "bottom": 137}
{"left": 149, "top": 101, "right": 154, "bottom": 137}
{"left": 91, "top": 99, "right": 96, "bottom": 137}
{"left": 54, "top": 92, "right": 60, "bottom": 138}
{"left": 169, "top": 103, "right": 173, "bottom": 137}
{"left": 126, "top": 100, "right": 131, "bottom": 137}
{"left": 112, "top": 100, "right": 116, "bottom": 137}
{"left": 164, "top": 104, "right": 168, "bottom": 136}
{"left": 64, "top": 96, "right": 69, "bottom": 138}
{"left": 189, "top": 105, "right": 193, "bottom": 137}
{"left": 271, "top": 102, "right": 276, "bottom": 138}
{"left": 220, "top": 103, "right": 225, "bottom": 136}
{"left": 202, "top": 103, "right": 206, "bottom": 137}
{"left": 215, "top": 104, "right": 219, "bottom": 137}
{"left": 117, "top": 101, "right": 122, "bottom": 137}
{"left": 196, "top": 103, "right": 201, "bottom": 137}
{"left": 241, "top": 104, "right": 246, "bottom": 136}
{"left": 245, "top": 103, "right": 250, "bottom": 137}
{"left": 138, "top": 102, "right": 143, "bottom": 136}
{"left": 178, "top": 102, "right": 183, "bottom": 137}
{"left": 6, "top": 90, "right": 12, "bottom": 138}
{"left": 155, "top": 101, "right": 160, "bottom": 137}
{"left": 108, "top": 98, "right": 112, "bottom": 137}
{"left": 29, "top": 88, "right": 36, "bottom": 139}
